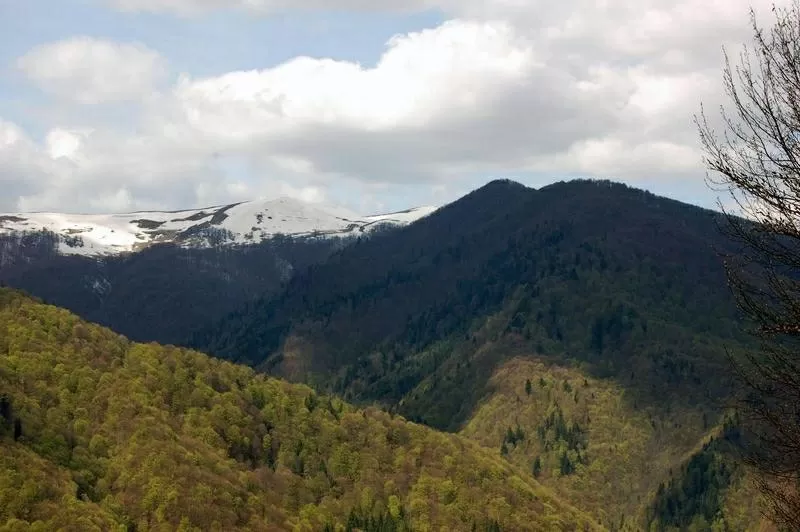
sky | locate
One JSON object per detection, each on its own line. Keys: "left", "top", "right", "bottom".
{"left": 0, "top": 0, "right": 786, "bottom": 214}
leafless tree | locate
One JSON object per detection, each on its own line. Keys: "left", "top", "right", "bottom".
{"left": 697, "top": 2, "right": 800, "bottom": 528}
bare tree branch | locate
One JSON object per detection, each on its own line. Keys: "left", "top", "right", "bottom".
{"left": 697, "top": 3, "right": 800, "bottom": 528}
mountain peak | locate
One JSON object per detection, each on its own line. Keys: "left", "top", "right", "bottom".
{"left": 481, "top": 178, "right": 528, "bottom": 191}
{"left": 0, "top": 198, "right": 434, "bottom": 257}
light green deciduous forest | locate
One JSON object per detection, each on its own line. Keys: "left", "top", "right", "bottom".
{"left": 0, "top": 288, "right": 602, "bottom": 531}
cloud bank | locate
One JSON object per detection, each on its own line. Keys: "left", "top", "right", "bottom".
{"left": 0, "top": 0, "right": 785, "bottom": 212}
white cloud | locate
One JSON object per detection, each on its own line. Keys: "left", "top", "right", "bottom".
{"left": 160, "top": 14, "right": 703, "bottom": 186}
{"left": 17, "top": 37, "right": 166, "bottom": 104}
{"left": 173, "top": 21, "right": 534, "bottom": 135}
{"left": 45, "top": 129, "right": 92, "bottom": 161}
{"left": 0, "top": 119, "right": 56, "bottom": 210}
{"left": 3, "top": 0, "right": 792, "bottom": 213}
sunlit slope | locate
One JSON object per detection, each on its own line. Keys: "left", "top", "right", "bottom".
{"left": 0, "top": 288, "right": 600, "bottom": 531}
{"left": 461, "top": 357, "right": 767, "bottom": 531}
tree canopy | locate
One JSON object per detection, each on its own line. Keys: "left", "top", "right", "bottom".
{"left": 0, "top": 288, "right": 599, "bottom": 531}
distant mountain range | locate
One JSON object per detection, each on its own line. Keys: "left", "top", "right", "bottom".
{"left": 0, "top": 178, "right": 772, "bottom": 530}
{"left": 0, "top": 198, "right": 437, "bottom": 256}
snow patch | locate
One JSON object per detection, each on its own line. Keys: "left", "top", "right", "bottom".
{"left": 0, "top": 198, "right": 437, "bottom": 257}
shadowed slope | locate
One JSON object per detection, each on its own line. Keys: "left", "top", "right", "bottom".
{"left": 196, "top": 180, "right": 748, "bottom": 430}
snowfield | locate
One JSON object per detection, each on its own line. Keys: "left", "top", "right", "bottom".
{"left": 0, "top": 198, "right": 437, "bottom": 256}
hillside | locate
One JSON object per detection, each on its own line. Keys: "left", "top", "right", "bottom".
{"left": 195, "top": 179, "right": 748, "bottom": 424}
{"left": 0, "top": 288, "right": 600, "bottom": 531}
{"left": 0, "top": 196, "right": 435, "bottom": 346}
{"left": 0, "top": 198, "right": 434, "bottom": 346}
{"left": 460, "top": 357, "right": 766, "bottom": 530}
{"left": 192, "top": 179, "right": 767, "bottom": 529}
{"left": 0, "top": 233, "right": 341, "bottom": 345}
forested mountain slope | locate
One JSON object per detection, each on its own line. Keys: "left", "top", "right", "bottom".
{"left": 460, "top": 357, "right": 766, "bottom": 530}
{"left": 0, "top": 234, "right": 341, "bottom": 345}
{"left": 191, "top": 179, "right": 767, "bottom": 529}
{"left": 0, "top": 288, "right": 600, "bottom": 531}
{"left": 195, "top": 179, "right": 749, "bottom": 428}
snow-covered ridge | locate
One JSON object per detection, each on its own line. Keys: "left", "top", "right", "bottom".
{"left": 0, "top": 198, "right": 437, "bottom": 256}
